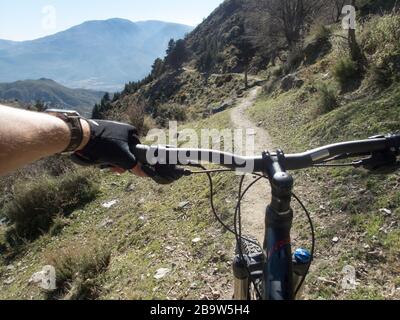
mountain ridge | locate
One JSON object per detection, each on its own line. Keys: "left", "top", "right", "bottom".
{"left": 0, "top": 78, "right": 105, "bottom": 116}
{"left": 0, "top": 19, "right": 193, "bottom": 91}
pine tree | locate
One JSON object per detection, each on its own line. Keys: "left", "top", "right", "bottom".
{"left": 151, "top": 58, "right": 165, "bottom": 78}
{"left": 92, "top": 103, "right": 101, "bottom": 119}
{"left": 166, "top": 39, "right": 187, "bottom": 69}
{"left": 91, "top": 93, "right": 113, "bottom": 119}
{"left": 166, "top": 39, "right": 176, "bottom": 56}
{"left": 101, "top": 92, "right": 110, "bottom": 104}
{"left": 197, "top": 50, "right": 214, "bottom": 73}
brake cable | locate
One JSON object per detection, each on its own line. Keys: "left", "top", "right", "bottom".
{"left": 185, "top": 166, "right": 315, "bottom": 300}
{"left": 189, "top": 165, "right": 265, "bottom": 299}
{"left": 190, "top": 168, "right": 234, "bottom": 174}
{"left": 191, "top": 164, "right": 264, "bottom": 246}
{"left": 313, "top": 162, "right": 361, "bottom": 168}
{"left": 292, "top": 192, "right": 315, "bottom": 297}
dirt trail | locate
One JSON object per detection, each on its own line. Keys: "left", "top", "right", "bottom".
{"left": 230, "top": 87, "right": 276, "bottom": 244}
{"left": 219, "top": 86, "right": 276, "bottom": 300}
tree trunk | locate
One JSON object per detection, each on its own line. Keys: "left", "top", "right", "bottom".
{"left": 244, "top": 65, "right": 249, "bottom": 90}
{"left": 348, "top": 0, "right": 363, "bottom": 64}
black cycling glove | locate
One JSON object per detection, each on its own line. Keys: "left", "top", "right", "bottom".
{"left": 71, "top": 119, "right": 184, "bottom": 185}
{"left": 72, "top": 120, "right": 140, "bottom": 170}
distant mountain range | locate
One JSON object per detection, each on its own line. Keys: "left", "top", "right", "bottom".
{"left": 0, "top": 19, "right": 193, "bottom": 91}
{"left": 0, "top": 79, "right": 104, "bottom": 116}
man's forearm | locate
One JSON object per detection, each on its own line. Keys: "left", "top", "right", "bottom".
{"left": 0, "top": 105, "right": 90, "bottom": 175}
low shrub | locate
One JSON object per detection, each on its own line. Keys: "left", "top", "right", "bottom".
{"left": 362, "top": 13, "right": 400, "bottom": 87}
{"left": 313, "top": 24, "right": 332, "bottom": 42}
{"left": 49, "top": 216, "right": 70, "bottom": 237}
{"left": 332, "top": 57, "right": 359, "bottom": 89}
{"left": 141, "top": 116, "right": 158, "bottom": 136}
{"left": 283, "top": 47, "right": 304, "bottom": 74}
{"left": 369, "top": 64, "right": 393, "bottom": 88}
{"left": 0, "top": 228, "right": 7, "bottom": 257}
{"left": 316, "top": 84, "right": 339, "bottom": 114}
{"left": 127, "top": 98, "right": 146, "bottom": 135}
{"left": 270, "top": 65, "right": 283, "bottom": 78}
{"left": 3, "top": 170, "right": 99, "bottom": 241}
{"left": 155, "top": 104, "right": 187, "bottom": 127}
{"left": 361, "top": 13, "right": 400, "bottom": 56}
{"left": 0, "top": 156, "right": 74, "bottom": 213}
{"left": 45, "top": 244, "right": 111, "bottom": 300}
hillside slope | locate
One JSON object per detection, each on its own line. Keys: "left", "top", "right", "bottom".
{"left": 1, "top": 0, "right": 399, "bottom": 301}
{"left": 0, "top": 79, "right": 104, "bottom": 116}
{"left": 247, "top": 13, "right": 400, "bottom": 299}
{"left": 0, "top": 110, "right": 239, "bottom": 300}
{"left": 104, "top": 0, "right": 267, "bottom": 123}
{"left": 0, "top": 19, "right": 193, "bottom": 91}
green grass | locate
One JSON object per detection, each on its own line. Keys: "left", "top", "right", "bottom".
{"left": 315, "top": 83, "right": 339, "bottom": 114}
{"left": 45, "top": 243, "right": 111, "bottom": 300}
{"left": 0, "top": 110, "right": 239, "bottom": 300}
{"left": 248, "top": 78, "right": 400, "bottom": 300}
{"left": 3, "top": 169, "right": 99, "bottom": 242}
{"left": 346, "top": 287, "right": 385, "bottom": 300}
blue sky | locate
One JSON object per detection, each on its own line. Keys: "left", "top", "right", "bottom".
{"left": 0, "top": 0, "right": 225, "bottom": 41}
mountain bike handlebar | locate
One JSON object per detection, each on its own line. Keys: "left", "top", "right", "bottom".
{"left": 135, "top": 133, "right": 400, "bottom": 173}
{"left": 135, "top": 133, "right": 399, "bottom": 300}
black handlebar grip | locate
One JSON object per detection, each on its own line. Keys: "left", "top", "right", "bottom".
{"left": 133, "top": 145, "right": 151, "bottom": 164}
{"left": 387, "top": 134, "right": 400, "bottom": 149}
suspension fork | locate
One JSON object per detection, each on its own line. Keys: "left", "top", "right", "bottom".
{"left": 262, "top": 150, "right": 295, "bottom": 300}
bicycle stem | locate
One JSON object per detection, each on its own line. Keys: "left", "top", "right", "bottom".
{"left": 262, "top": 150, "right": 295, "bottom": 300}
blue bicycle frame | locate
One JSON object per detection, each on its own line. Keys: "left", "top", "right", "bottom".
{"left": 262, "top": 150, "right": 295, "bottom": 300}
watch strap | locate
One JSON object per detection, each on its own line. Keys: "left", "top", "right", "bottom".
{"left": 46, "top": 110, "right": 84, "bottom": 153}
{"left": 62, "top": 115, "right": 84, "bottom": 153}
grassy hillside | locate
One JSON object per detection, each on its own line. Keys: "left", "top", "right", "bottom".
{"left": 0, "top": 111, "right": 242, "bottom": 300}
{"left": 247, "top": 13, "right": 400, "bottom": 300}
{"left": 102, "top": 0, "right": 271, "bottom": 123}
{"left": 0, "top": 79, "right": 104, "bottom": 117}
{"left": 1, "top": 0, "right": 399, "bottom": 301}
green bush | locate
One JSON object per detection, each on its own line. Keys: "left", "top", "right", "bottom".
{"left": 3, "top": 170, "right": 99, "bottom": 242}
{"left": 45, "top": 244, "right": 111, "bottom": 300}
{"left": 362, "top": 13, "right": 400, "bottom": 86}
{"left": 332, "top": 57, "right": 359, "bottom": 89}
{"left": 369, "top": 64, "right": 393, "bottom": 88}
{"left": 283, "top": 47, "right": 304, "bottom": 74}
{"left": 155, "top": 104, "right": 187, "bottom": 127}
{"left": 0, "top": 156, "right": 74, "bottom": 213}
{"left": 313, "top": 24, "right": 332, "bottom": 42}
{"left": 362, "top": 13, "right": 400, "bottom": 55}
{"left": 316, "top": 84, "right": 339, "bottom": 114}
{"left": 270, "top": 65, "right": 283, "bottom": 78}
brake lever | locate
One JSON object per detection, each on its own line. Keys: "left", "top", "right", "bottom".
{"left": 355, "top": 134, "right": 400, "bottom": 174}
{"left": 360, "top": 150, "right": 400, "bottom": 174}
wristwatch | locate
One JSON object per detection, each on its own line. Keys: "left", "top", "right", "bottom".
{"left": 45, "top": 109, "right": 84, "bottom": 153}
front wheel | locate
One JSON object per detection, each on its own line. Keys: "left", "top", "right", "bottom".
{"left": 233, "top": 236, "right": 263, "bottom": 300}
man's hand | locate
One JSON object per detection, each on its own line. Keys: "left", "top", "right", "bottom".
{"left": 72, "top": 119, "right": 184, "bottom": 184}
{"left": 0, "top": 106, "right": 182, "bottom": 180}
{"left": 72, "top": 120, "right": 141, "bottom": 171}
